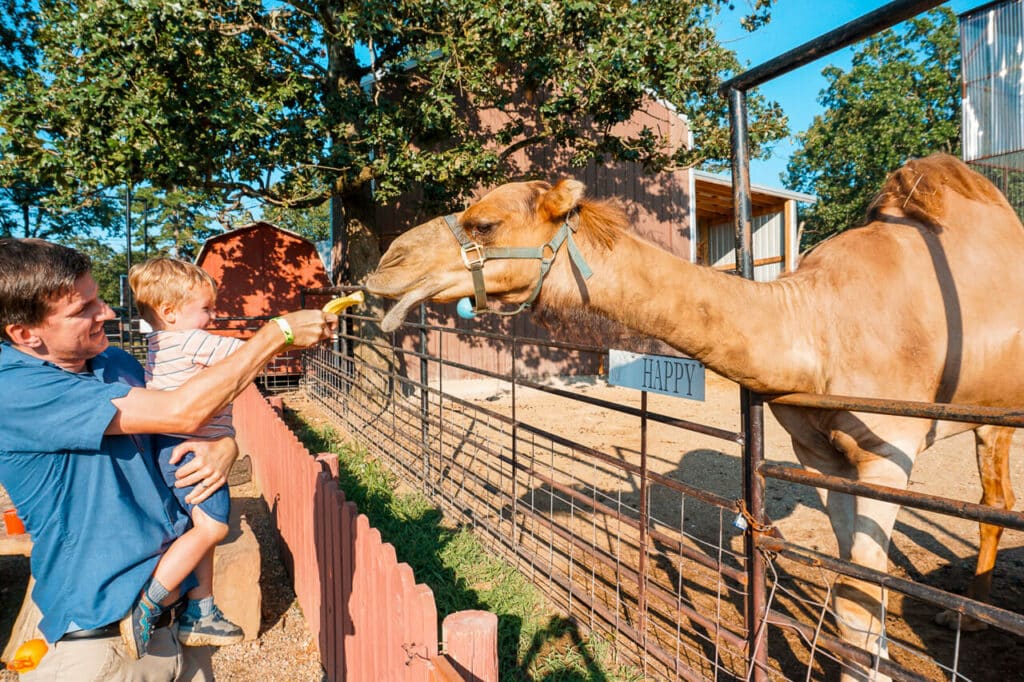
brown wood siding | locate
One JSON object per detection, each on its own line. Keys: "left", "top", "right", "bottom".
{"left": 374, "top": 98, "right": 695, "bottom": 381}
{"left": 392, "top": 303, "right": 605, "bottom": 383}
{"left": 482, "top": 97, "right": 693, "bottom": 259}
{"left": 376, "top": 96, "right": 694, "bottom": 259}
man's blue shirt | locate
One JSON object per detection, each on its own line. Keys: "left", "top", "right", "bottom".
{"left": 0, "top": 343, "right": 190, "bottom": 641}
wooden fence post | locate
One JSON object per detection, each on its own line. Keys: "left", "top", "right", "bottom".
{"left": 442, "top": 610, "right": 498, "bottom": 682}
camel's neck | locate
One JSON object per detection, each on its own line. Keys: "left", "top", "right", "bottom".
{"left": 543, "top": 230, "right": 820, "bottom": 393}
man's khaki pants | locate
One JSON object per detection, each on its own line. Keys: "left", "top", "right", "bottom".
{"left": 18, "top": 626, "right": 212, "bottom": 682}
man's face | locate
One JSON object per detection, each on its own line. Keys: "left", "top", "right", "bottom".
{"left": 28, "top": 274, "right": 116, "bottom": 372}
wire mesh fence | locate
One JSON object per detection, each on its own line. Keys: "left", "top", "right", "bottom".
{"left": 292, "top": 299, "right": 1024, "bottom": 681}
{"left": 301, "top": 307, "right": 761, "bottom": 680}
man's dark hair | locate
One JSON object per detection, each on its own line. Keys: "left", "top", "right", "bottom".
{"left": 0, "top": 239, "right": 92, "bottom": 342}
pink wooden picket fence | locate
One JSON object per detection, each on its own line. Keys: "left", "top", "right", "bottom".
{"left": 233, "top": 385, "right": 496, "bottom": 681}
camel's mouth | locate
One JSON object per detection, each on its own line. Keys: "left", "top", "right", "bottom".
{"left": 366, "top": 273, "right": 443, "bottom": 332}
{"left": 379, "top": 290, "right": 428, "bottom": 332}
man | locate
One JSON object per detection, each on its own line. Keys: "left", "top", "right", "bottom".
{"left": 0, "top": 238, "right": 336, "bottom": 680}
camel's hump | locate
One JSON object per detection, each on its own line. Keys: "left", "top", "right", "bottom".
{"left": 866, "top": 153, "right": 1011, "bottom": 229}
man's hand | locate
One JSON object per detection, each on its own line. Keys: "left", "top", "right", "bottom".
{"left": 276, "top": 309, "right": 338, "bottom": 349}
{"left": 170, "top": 436, "right": 240, "bottom": 505}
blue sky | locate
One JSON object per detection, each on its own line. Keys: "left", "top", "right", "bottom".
{"left": 717, "top": 0, "right": 980, "bottom": 187}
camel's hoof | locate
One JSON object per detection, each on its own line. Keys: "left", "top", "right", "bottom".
{"left": 934, "top": 609, "right": 988, "bottom": 631}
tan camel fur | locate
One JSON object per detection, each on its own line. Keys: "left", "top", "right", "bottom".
{"left": 366, "top": 154, "right": 1022, "bottom": 680}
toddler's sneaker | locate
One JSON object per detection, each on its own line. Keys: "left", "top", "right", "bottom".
{"left": 120, "top": 593, "right": 162, "bottom": 659}
{"left": 178, "top": 605, "right": 244, "bottom": 646}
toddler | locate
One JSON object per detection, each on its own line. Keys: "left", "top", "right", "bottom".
{"left": 124, "top": 257, "right": 246, "bottom": 655}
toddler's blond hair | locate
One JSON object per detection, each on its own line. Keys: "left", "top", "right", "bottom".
{"left": 129, "top": 257, "right": 218, "bottom": 325}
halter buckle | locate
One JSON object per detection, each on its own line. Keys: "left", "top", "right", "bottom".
{"left": 460, "top": 243, "right": 486, "bottom": 270}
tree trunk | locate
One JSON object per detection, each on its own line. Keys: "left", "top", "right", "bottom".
{"left": 330, "top": 187, "right": 380, "bottom": 286}
{"left": 329, "top": 192, "right": 347, "bottom": 285}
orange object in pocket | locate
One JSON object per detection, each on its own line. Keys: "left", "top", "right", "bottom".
{"left": 5, "top": 638, "right": 48, "bottom": 672}
{"left": 3, "top": 508, "right": 25, "bottom": 536}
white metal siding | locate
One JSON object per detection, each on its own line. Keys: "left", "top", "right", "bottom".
{"left": 961, "top": 0, "right": 1024, "bottom": 167}
{"left": 706, "top": 211, "right": 785, "bottom": 282}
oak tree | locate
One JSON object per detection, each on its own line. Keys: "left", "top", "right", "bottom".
{"left": 784, "top": 8, "right": 961, "bottom": 247}
{"left": 2, "top": 0, "right": 787, "bottom": 270}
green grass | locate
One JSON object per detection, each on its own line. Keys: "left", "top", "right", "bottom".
{"left": 284, "top": 413, "right": 643, "bottom": 682}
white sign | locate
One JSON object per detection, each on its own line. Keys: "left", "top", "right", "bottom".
{"left": 608, "top": 349, "right": 705, "bottom": 401}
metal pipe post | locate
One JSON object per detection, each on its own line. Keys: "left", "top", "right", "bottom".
{"left": 420, "top": 304, "right": 430, "bottom": 489}
{"left": 728, "top": 89, "right": 754, "bottom": 280}
{"left": 638, "top": 391, "right": 650, "bottom": 670}
{"left": 727, "top": 85, "right": 768, "bottom": 681}
{"left": 511, "top": 323, "right": 519, "bottom": 544}
{"left": 124, "top": 182, "right": 135, "bottom": 348}
{"left": 742, "top": 391, "right": 768, "bottom": 681}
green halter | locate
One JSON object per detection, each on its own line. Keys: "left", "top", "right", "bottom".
{"left": 444, "top": 213, "right": 593, "bottom": 316}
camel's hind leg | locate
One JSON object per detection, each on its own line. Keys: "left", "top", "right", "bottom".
{"left": 935, "top": 425, "right": 1016, "bottom": 630}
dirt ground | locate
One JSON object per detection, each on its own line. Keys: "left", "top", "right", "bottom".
{"left": 439, "top": 370, "right": 1024, "bottom": 680}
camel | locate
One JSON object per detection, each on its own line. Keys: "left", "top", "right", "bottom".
{"left": 365, "top": 153, "right": 1023, "bottom": 680}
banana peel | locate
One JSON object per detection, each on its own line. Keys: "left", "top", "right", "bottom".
{"left": 322, "top": 290, "right": 365, "bottom": 315}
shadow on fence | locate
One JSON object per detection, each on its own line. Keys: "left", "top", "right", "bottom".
{"left": 232, "top": 384, "right": 497, "bottom": 681}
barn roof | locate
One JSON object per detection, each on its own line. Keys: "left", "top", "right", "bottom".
{"left": 194, "top": 221, "right": 332, "bottom": 322}
{"left": 194, "top": 221, "right": 322, "bottom": 266}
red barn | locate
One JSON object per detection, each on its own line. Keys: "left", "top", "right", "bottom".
{"left": 195, "top": 222, "right": 332, "bottom": 378}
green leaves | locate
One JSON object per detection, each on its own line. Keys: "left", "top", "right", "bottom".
{"left": 785, "top": 8, "right": 961, "bottom": 247}
{"left": 2, "top": 0, "right": 786, "bottom": 249}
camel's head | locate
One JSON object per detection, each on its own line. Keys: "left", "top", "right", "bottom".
{"left": 367, "top": 178, "right": 590, "bottom": 332}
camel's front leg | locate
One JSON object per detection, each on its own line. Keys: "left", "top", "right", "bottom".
{"left": 935, "top": 424, "right": 1016, "bottom": 630}
{"left": 823, "top": 442, "right": 911, "bottom": 682}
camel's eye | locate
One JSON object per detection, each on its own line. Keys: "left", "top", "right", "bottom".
{"left": 468, "top": 222, "right": 497, "bottom": 239}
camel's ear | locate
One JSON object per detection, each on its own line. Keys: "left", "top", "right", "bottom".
{"left": 538, "top": 179, "right": 585, "bottom": 222}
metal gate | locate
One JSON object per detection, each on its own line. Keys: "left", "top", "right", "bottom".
{"left": 298, "top": 298, "right": 1023, "bottom": 680}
